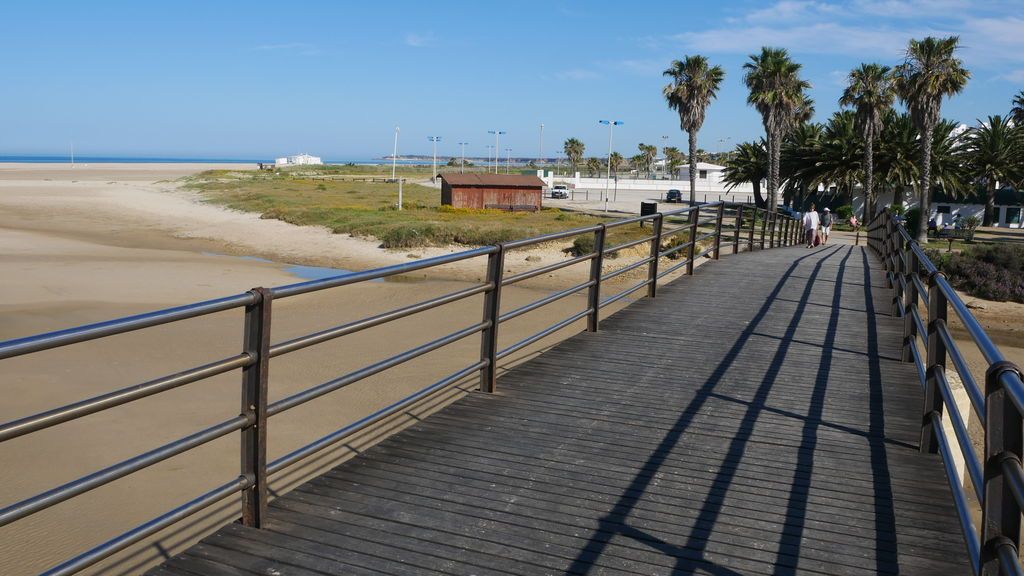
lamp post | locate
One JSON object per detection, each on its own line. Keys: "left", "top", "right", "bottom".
{"left": 661, "top": 135, "right": 669, "bottom": 179}
{"left": 505, "top": 148, "right": 512, "bottom": 174}
{"left": 391, "top": 126, "right": 399, "bottom": 181}
{"left": 539, "top": 123, "right": 544, "bottom": 165}
{"left": 457, "top": 142, "right": 468, "bottom": 173}
{"left": 488, "top": 130, "right": 505, "bottom": 174}
{"left": 599, "top": 120, "right": 623, "bottom": 212}
{"left": 428, "top": 136, "right": 441, "bottom": 183}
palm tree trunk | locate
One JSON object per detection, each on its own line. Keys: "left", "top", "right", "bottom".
{"left": 917, "top": 123, "right": 934, "bottom": 244}
{"left": 769, "top": 132, "right": 781, "bottom": 212}
{"left": 984, "top": 179, "right": 996, "bottom": 227}
{"left": 753, "top": 180, "right": 765, "bottom": 208}
{"left": 688, "top": 130, "right": 697, "bottom": 205}
{"left": 864, "top": 136, "right": 874, "bottom": 220}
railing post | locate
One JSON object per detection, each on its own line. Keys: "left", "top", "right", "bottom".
{"left": 647, "top": 215, "right": 663, "bottom": 297}
{"left": 733, "top": 205, "right": 743, "bottom": 254}
{"left": 891, "top": 234, "right": 906, "bottom": 317}
{"left": 902, "top": 248, "right": 919, "bottom": 363}
{"left": 686, "top": 206, "right": 700, "bottom": 275}
{"left": 588, "top": 225, "right": 607, "bottom": 330}
{"left": 479, "top": 246, "right": 505, "bottom": 393}
{"left": 782, "top": 217, "right": 790, "bottom": 247}
{"left": 241, "top": 287, "right": 272, "bottom": 528}
{"left": 920, "top": 271, "right": 948, "bottom": 454}
{"left": 713, "top": 203, "right": 724, "bottom": 260}
{"left": 759, "top": 209, "right": 768, "bottom": 250}
{"left": 981, "top": 361, "right": 1024, "bottom": 575}
{"left": 749, "top": 207, "right": 757, "bottom": 250}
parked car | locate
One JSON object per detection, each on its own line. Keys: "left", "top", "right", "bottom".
{"left": 665, "top": 189, "right": 683, "bottom": 203}
{"left": 550, "top": 185, "right": 569, "bottom": 199}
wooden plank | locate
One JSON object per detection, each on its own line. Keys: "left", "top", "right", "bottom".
{"left": 152, "top": 244, "right": 970, "bottom": 576}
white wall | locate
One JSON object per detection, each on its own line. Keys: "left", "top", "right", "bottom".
{"left": 539, "top": 170, "right": 756, "bottom": 195}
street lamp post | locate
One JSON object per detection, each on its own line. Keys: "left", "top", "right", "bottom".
{"left": 391, "top": 126, "right": 400, "bottom": 181}
{"left": 539, "top": 123, "right": 544, "bottom": 165}
{"left": 505, "top": 148, "right": 512, "bottom": 174}
{"left": 598, "top": 120, "right": 623, "bottom": 212}
{"left": 661, "top": 135, "right": 669, "bottom": 179}
{"left": 488, "top": 130, "right": 506, "bottom": 174}
{"left": 428, "top": 136, "right": 441, "bottom": 183}
{"left": 457, "top": 142, "right": 468, "bottom": 173}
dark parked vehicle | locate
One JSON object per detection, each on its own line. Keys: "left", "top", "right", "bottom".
{"left": 665, "top": 189, "right": 683, "bottom": 203}
{"left": 550, "top": 185, "right": 569, "bottom": 199}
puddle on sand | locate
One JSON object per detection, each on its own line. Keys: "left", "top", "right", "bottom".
{"left": 202, "top": 252, "right": 425, "bottom": 283}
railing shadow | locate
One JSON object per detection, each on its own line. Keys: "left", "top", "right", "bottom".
{"left": 566, "top": 245, "right": 850, "bottom": 574}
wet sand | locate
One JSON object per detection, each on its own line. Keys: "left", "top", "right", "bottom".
{"left": 0, "top": 164, "right": 634, "bottom": 575}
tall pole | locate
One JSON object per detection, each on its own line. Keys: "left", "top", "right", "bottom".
{"left": 488, "top": 130, "right": 505, "bottom": 174}
{"left": 539, "top": 123, "right": 544, "bottom": 164}
{"left": 428, "top": 136, "right": 440, "bottom": 183}
{"left": 487, "top": 145, "right": 494, "bottom": 170}
{"left": 661, "top": 135, "right": 668, "bottom": 179}
{"left": 599, "top": 120, "right": 623, "bottom": 212}
{"left": 391, "top": 126, "right": 399, "bottom": 181}
{"left": 505, "top": 148, "right": 511, "bottom": 174}
{"left": 458, "top": 142, "right": 468, "bottom": 174}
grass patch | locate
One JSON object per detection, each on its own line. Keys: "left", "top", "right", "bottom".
{"left": 184, "top": 168, "right": 652, "bottom": 249}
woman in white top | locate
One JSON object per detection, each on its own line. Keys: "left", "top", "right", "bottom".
{"left": 802, "top": 204, "right": 820, "bottom": 248}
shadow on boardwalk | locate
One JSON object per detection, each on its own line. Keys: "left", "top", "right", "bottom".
{"left": 154, "top": 245, "right": 969, "bottom": 576}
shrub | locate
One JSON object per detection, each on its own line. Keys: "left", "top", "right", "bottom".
{"left": 963, "top": 215, "right": 980, "bottom": 242}
{"left": 835, "top": 205, "right": 853, "bottom": 220}
{"left": 926, "top": 244, "right": 1024, "bottom": 303}
{"left": 570, "top": 234, "right": 595, "bottom": 256}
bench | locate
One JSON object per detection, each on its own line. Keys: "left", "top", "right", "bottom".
{"left": 934, "top": 227, "right": 972, "bottom": 251}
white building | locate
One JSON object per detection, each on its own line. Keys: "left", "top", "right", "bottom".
{"left": 541, "top": 162, "right": 756, "bottom": 197}
{"left": 275, "top": 153, "right": 323, "bottom": 167}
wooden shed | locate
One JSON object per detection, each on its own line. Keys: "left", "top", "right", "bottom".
{"left": 440, "top": 173, "right": 544, "bottom": 211}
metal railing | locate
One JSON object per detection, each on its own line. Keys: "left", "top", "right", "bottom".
{"left": 0, "top": 202, "right": 798, "bottom": 575}
{"left": 869, "top": 211, "right": 1024, "bottom": 576}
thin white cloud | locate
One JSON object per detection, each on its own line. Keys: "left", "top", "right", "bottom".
{"left": 852, "top": 0, "right": 971, "bottom": 18}
{"left": 675, "top": 22, "right": 919, "bottom": 58}
{"left": 254, "top": 43, "right": 320, "bottom": 55}
{"left": 404, "top": 32, "right": 435, "bottom": 48}
{"left": 1001, "top": 69, "right": 1024, "bottom": 83}
{"left": 745, "top": 1, "right": 845, "bottom": 23}
{"left": 555, "top": 68, "right": 600, "bottom": 80}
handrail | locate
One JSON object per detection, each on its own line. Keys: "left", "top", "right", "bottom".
{"left": 0, "top": 200, "right": 800, "bottom": 574}
{"left": 870, "top": 210, "right": 1024, "bottom": 575}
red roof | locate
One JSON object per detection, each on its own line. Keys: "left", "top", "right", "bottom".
{"left": 440, "top": 173, "right": 546, "bottom": 187}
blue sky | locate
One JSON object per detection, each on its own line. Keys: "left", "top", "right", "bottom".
{"left": 2, "top": 0, "right": 1022, "bottom": 160}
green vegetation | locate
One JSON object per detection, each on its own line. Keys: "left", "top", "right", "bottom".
{"left": 927, "top": 244, "right": 1024, "bottom": 302}
{"left": 184, "top": 168, "right": 658, "bottom": 249}
{"left": 664, "top": 54, "right": 726, "bottom": 204}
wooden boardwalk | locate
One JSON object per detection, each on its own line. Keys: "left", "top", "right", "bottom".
{"left": 152, "top": 243, "right": 969, "bottom": 575}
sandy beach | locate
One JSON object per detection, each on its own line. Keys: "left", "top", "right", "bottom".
{"left": 0, "top": 163, "right": 641, "bottom": 575}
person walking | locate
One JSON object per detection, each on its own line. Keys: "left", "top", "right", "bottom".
{"left": 820, "top": 207, "right": 833, "bottom": 245}
{"left": 803, "top": 204, "right": 820, "bottom": 248}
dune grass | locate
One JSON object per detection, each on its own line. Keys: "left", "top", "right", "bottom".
{"left": 183, "top": 168, "right": 676, "bottom": 250}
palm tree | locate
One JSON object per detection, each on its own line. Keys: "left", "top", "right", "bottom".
{"left": 743, "top": 47, "right": 813, "bottom": 212}
{"left": 893, "top": 36, "right": 970, "bottom": 242}
{"left": 1012, "top": 91, "right": 1024, "bottom": 126}
{"left": 585, "top": 157, "right": 602, "bottom": 177}
{"left": 663, "top": 146, "right": 684, "bottom": 177}
{"left": 629, "top": 154, "right": 647, "bottom": 175}
{"left": 780, "top": 121, "right": 823, "bottom": 209}
{"left": 609, "top": 152, "right": 625, "bottom": 177}
{"left": 563, "top": 138, "right": 585, "bottom": 174}
{"left": 638, "top": 143, "right": 659, "bottom": 177}
{"left": 964, "top": 115, "right": 1022, "bottom": 225}
{"left": 722, "top": 140, "right": 768, "bottom": 208}
{"left": 874, "top": 111, "right": 919, "bottom": 207}
{"left": 840, "top": 63, "right": 895, "bottom": 218}
{"left": 663, "top": 55, "right": 726, "bottom": 204}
